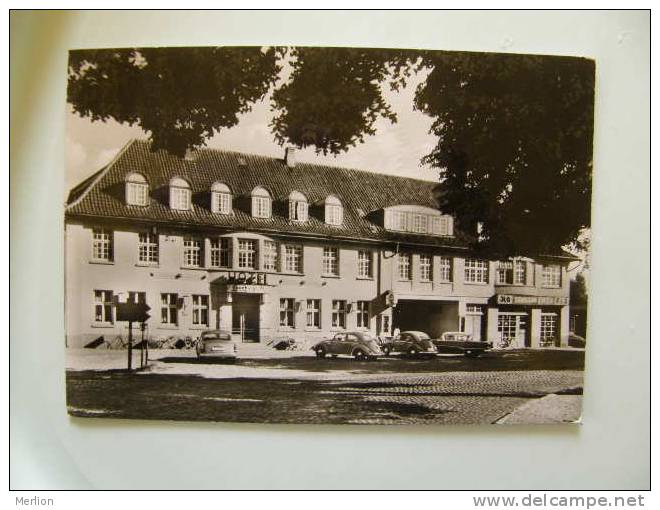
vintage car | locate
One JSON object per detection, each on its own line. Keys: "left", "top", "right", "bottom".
{"left": 380, "top": 330, "right": 437, "bottom": 357}
{"left": 312, "top": 331, "right": 383, "bottom": 360}
{"left": 432, "top": 332, "right": 493, "bottom": 357}
{"left": 196, "top": 329, "right": 237, "bottom": 360}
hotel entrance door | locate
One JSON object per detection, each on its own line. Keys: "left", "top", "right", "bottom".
{"left": 232, "top": 294, "right": 260, "bottom": 343}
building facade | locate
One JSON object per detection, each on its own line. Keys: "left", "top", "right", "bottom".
{"left": 65, "top": 140, "right": 573, "bottom": 349}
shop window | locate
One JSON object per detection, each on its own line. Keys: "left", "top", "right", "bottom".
{"left": 161, "top": 293, "right": 178, "bottom": 325}
{"left": 138, "top": 232, "right": 158, "bottom": 264}
{"left": 279, "top": 298, "right": 295, "bottom": 328}
{"left": 439, "top": 256, "right": 452, "bottom": 282}
{"left": 540, "top": 313, "right": 558, "bottom": 346}
{"left": 398, "top": 253, "right": 411, "bottom": 280}
{"left": 420, "top": 254, "right": 433, "bottom": 281}
{"left": 211, "top": 182, "right": 232, "bottom": 214}
{"left": 210, "top": 238, "right": 231, "bottom": 268}
{"left": 92, "top": 228, "right": 113, "bottom": 262}
{"left": 306, "top": 299, "right": 321, "bottom": 329}
{"left": 322, "top": 247, "right": 339, "bottom": 276}
{"left": 93, "top": 290, "right": 114, "bottom": 324}
{"left": 183, "top": 237, "right": 202, "bottom": 267}
{"left": 356, "top": 301, "right": 370, "bottom": 329}
{"left": 263, "top": 241, "right": 278, "bottom": 272}
{"left": 332, "top": 300, "right": 347, "bottom": 329}
{"left": 238, "top": 239, "right": 257, "bottom": 269}
{"left": 284, "top": 244, "right": 303, "bottom": 273}
{"left": 542, "top": 264, "right": 561, "bottom": 288}
{"left": 464, "top": 258, "right": 489, "bottom": 284}
{"left": 192, "top": 295, "right": 209, "bottom": 326}
{"left": 357, "top": 250, "right": 372, "bottom": 278}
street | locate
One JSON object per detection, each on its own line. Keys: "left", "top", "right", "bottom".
{"left": 66, "top": 348, "right": 584, "bottom": 425}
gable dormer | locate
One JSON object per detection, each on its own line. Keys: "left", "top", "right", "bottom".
{"left": 383, "top": 205, "right": 453, "bottom": 236}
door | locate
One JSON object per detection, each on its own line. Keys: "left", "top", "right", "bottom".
{"left": 464, "top": 314, "right": 483, "bottom": 341}
{"left": 232, "top": 294, "right": 260, "bottom": 342}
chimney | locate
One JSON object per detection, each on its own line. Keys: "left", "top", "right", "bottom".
{"left": 285, "top": 147, "right": 296, "bottom": 168}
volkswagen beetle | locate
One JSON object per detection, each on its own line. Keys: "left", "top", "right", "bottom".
{"left": 312, "top": 331, "right": 383, "bottom": 360}
{"left": 380, "top": 330, "right": 438, "bottom": 357}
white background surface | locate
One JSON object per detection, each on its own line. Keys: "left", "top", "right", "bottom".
{"left": 9, "top": 10, "right": 650, "bottom": 489}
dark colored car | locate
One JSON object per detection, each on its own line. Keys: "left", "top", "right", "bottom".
{"left": 380, "top": 330, "right": 437, "bottom": 357}
{"left": 432, "top": 332, "right": 492, "bottom": 357}
{"left": 196, "top": 329, "right": 237, "bottom": 360}
{"left": 312, "top": 331, "right": 383, "bottom": 360}
{"left": 568, "top": 333, "right": 586, "bottom": 348}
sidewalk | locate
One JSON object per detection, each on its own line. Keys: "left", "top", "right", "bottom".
{"left": 497, "top": 393, "right": 582, "bottom": 424}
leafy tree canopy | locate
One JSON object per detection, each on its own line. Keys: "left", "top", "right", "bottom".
{"left": 68, "top": 46, "right": 284, "bottom": 156}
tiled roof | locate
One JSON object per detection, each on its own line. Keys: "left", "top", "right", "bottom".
{"left": 66, "top": 140, "right": 470, "bottom": 249}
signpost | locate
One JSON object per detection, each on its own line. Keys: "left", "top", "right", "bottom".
{"left": 115, "top": 302, "right": 151, "bottom": 371}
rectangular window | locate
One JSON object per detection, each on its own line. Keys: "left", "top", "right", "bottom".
{"left": 322, "top": 247, "right": 339, "bottom": 276}
{"left": 356, "top": 301, "right": 370, "bottom": 329}
{"left": 192, "top": 295, "right": 209, "bottom": 326}
{"left": 398, "top": 253, "right": 411, "bottom": 280}
{"left": 92, "top": 228, "right": 113, "bottom": 262}
{"left": 138, "top": 232, "right": 158, "bottom": 264}
{"left": 160, "top": 293, "right": 178, "bottom": 325}
{"left": 331, "top": 300, "right": 347, "bottom": 329}
{"left": 325, "top": 204, "right": 343, "bottom": 225}
{"left": 263, "top": 241, "right": 278, "bottom": 272}
{"left": 540, "top": 313, "right": 558, "bottom": 345}
{"left": 128, "top": 291, "right": 146, "bottom": 305}
{"left": 212, "top": 192, "right": 232, "bottom": 214}
{"left": 411, "top": 214, "right": 428, "bottom": 234}
{"left": 127, "top": 182, "right": 148, "bottom": 206}
{"left": 496, "top": 261, "right": 513, "bottom": 284}
{"left": 279, "top": 298, "right": 295, "bottom": 328}
{"left": 357, "top": 250, "right": 372, "bottom": 278}
{"left": 419, "top": 254, "right": 432, "bottom": 281}
{"left": 391, "top": 211, "right": 407, "bottom": 231}
{"left": 289, "top": 200, "right": 308, "bottom": 222}
{"left": 464, "top": 258, "right": 489, "bottom": 284}
{"left": 542, "top": 265, "right": 561, "bottom": 288}
{"left": 306, "top": 299, "right": 321, "bottom": 329}
{"left": 514, "top": 260, "right": 527, "bottom": 285}
{"left": 284, "top": 245, "right": 303, "bottom": 273}
{"left": 252, "top": 196, "right": 271, "bottom": 218}
{"left": 171, "top": 187, "right": 190, "bottom": 211}
{"left": 238, "top": 239, "right": 257, "bottom": 269}
{"left": 209, "top": 238, "right": 231, "bottom": 268}
{"left": 430, "top": 216, "right": 451, "bottom": 236}
{"left": 93, "top": 290, "right": 113, "bottom": 323}
{"left": 439, "top": 256, "right": 452, "bottom": 282}
{"left": 183, "top": 237, "right": 202, "bottom": 267}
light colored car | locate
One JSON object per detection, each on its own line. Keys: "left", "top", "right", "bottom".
{"left": 196, "top": 329, "right": 237, "bottom": 360}
{"left": 312, "top": 331, "right": 383, "bottom": 360}
{"left": 380, "top": 330, "right": 437, "bottom": 357}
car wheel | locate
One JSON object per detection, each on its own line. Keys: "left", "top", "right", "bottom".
{"left": 383, "top": 346, "right": 391, "bottom": 356}
{"left": 408, "top": 347, "right": 419, "bottom": 357}
{"left": 465, "top": 351, "right": 480, "bottom": 358}
{"left": 354, "top": 349, "right": 366, "bottom": 361}
{"left": 316, "top": 347, "right": 327, "bottom": 359}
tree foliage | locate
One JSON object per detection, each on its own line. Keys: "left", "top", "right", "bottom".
{"left": 68, "top": 47, "right": 284, "bottom": 156}
{"left": 414, "top": 52, "right": 595, "bottom": 255}
{"left": 270, "top": 47, "right": 415, "bottom": 155}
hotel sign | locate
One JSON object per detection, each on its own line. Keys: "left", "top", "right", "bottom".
{"left": 497, "top": 294, "right": 568, "bottom": 306}
{"left": 227, "top": 284, "right": 270, "bottom": 294}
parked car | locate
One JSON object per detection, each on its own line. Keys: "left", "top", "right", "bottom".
{"left": 196, "top": 329, "right": 237, "bottom": 360}
{"left": 380, "top": 330, "right": 437, "bottom": 357}
{"left": 568, "top": 332, "right": 586, "bottom": 348}
{"left": 312, "top": 331, "right": 383, "bottom": 360}
{"left": 432, "top": 332, "right": 492, "bottom": 357}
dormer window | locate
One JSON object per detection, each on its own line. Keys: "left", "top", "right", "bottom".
{"left": 251, "top": 186, "right": 272, "bottom": 219}
{"left": 211, "top": 182, "right": 232, "bottom": 215}
{"left": 325, "top": 195, "right": 343, "bottom": 226}
{"left": 169, "top": 177, "right": 191, "bottom": 211}
{"left": 288, "top": 190, "right": 308, "bottom": 222}
{"left": 384, "top": 205, "right": 453, "bottom": 236}
{"left": 125, "top": 173, "right": 149, "bottom": 206}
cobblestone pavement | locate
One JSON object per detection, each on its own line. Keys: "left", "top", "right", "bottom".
{"left": 66, "top": 351, "right": 584, "bottom": 425}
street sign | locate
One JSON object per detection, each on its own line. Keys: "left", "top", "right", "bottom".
{"left": 116, "top": 302, "right": 151, "bottom": 322}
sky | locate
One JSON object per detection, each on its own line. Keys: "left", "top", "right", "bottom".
{"left": 66, "top": 68, "right": 440, "bottom": 191}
